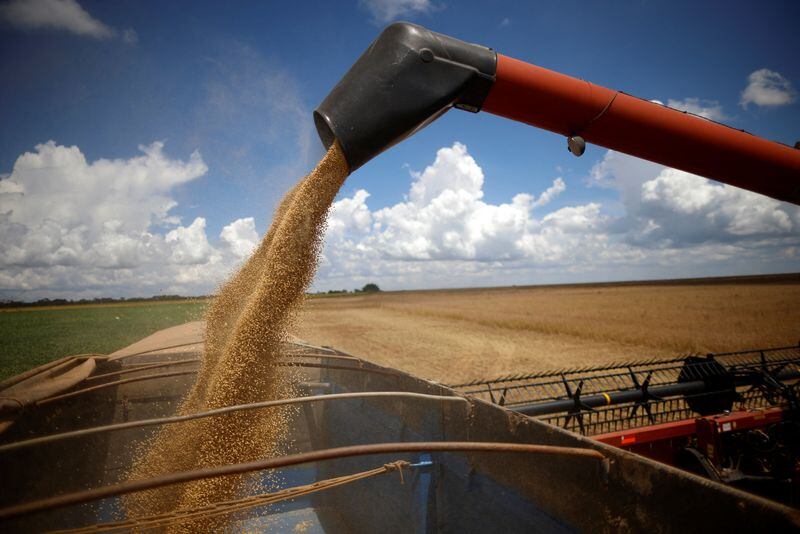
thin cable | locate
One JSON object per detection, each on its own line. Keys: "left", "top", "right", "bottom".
{"left": 0, "top": 392, "right": 468, "bottom": 453}
{"left": 0, "top": 441, "right": 605, "bottom": 520}
{"left": 51, "top": 461, "right": 410, "bottom": 533}
{"left": 581, "top": 91, "right": 619, "bottom": 132}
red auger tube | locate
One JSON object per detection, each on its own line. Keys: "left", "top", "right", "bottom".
{"left": 482, "top": 54, "right": 800, "bottom": 205}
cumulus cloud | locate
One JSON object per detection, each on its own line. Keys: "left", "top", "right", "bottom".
{"left": 666, "top": 98, "right": 727, "bottom": 121}
{"left": 590, "top": 150, "right": 799, "bottom": 247}
{"left": 0, "top": 0, "right": 111, "bottom": 38}
{"left": 740, "top": 68, "right": 797, "bottom": 108}
{"left": 319, "top": 142, "right": 609, "bottom": 288}
{"left": 359, "top": 0, "right": 440, "bottom": 23}
{"left": 315, "top": 142, "right": 800, "bottom": 291}
{"left": 357, "top": 143, "right": 571, "bottom": 261}
{"left": 532, "top": 177, "right": 565, "bottom": 208}
{"left": 3, "top": 140, "right": 797, "bottom": 298}
{"left": 165, "top": 218, "right": 217, "bottom": 265}
{"left": 220, "top": 217, "right": 259, "bottom": 259}
{"left": 0, "top": 0, "right": 137, "bottom": 44}
{"left": 0, "top": 141, "right": 256, "bottom": 299}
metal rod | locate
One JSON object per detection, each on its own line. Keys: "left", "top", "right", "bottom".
{"left": 277, "top": 361, "right": 397, "bottom": 376}
{"left": 111, "top": 341, "right": 204, "bottom": 360}
{"left": 110, "top": 353, "right": 359, "bottom": 371}
{"left": 518, "top": 381, "right": 705, "bottom": 416}
{"left": 0, "top": 441, "right": 605, "bottom": 520}
{"left": 0, "top": 392, "right": 468, "bottom": 453}
{"left": 26, "top": 361, "right": 396, "bottom": 409}
{"left": 282, "top": 353, "right": 362, "bottom": 362}
{"left": 516, "top": 368, "right": 800, "bottom": 417}
{"left": 111, "top": 341, "right": 353, "bottom": 361}
{"left": 90, "top": 355, "right": 366, "bottom": 382}
{"left": 35, "top": 371, "right": 197, "bottom": 407}
{"left": 84, "top": 359, "right": 201, "bottom": 382}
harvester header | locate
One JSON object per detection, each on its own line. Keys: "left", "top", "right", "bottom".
{"left": 315, "top": 22, "right": 800, "bottom": 205}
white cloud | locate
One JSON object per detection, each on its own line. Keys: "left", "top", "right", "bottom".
{"left": 590, "top": 150, "right": 799, "bottom": 245}
{"left": 408, "top": 142, "right": 483, "bottom": 206}
{"left": 3, "top": 140, "right": 797, "bottom": 299}
{"left": 314, "top": 142, "right": 800, "bottom": 291}
{"left": 0, "top": 141, "right": 255, "bottom": 299}
{"left": 320, "top": 142, "right": 601, "bottom": 280}
{"left": 666, "top": 98, "right": 727, "bottom": 121}
{"left": 740, "top": 68, "right": 797, "bottom": 108}
{"left": 165, "top": 218, "right": 217, "bottom": 265}
{"left": 220, "top": 217, "right": 259, "bottom": 259}
{"left": 0, "top": 0, "right": 113, "bottom": 38}
{"left": 327, "top": 190, "right": 373, "bottom": 240}
{"left": 532, "top": 177, "right": 565, "bottom": 208}
{"left": 641, "top": 168, "right": 794, "bottom": 236}
{"left": 0, "top": 0, "right": 138, "bottom": 44}
{"left": 360, "top": 0, "right": 439, "bottom": 23}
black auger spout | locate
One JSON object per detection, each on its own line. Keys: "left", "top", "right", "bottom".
{"left": 314, "top": 22, "right": 497, "bottom": 173}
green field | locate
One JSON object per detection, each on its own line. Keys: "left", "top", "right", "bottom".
{"left": 0, "top": 300, "right": 207, "bottom": 381}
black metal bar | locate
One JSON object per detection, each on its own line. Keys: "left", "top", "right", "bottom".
{"left": 516, "top": 368, "right": 800, "bottom": 417}
{"left": 519, "top": 381, "right": 706, "bottom": 416}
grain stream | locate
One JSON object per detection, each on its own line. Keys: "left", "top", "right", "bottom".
{"left": 126, "top": 142, "right": 349, "bottom": 530}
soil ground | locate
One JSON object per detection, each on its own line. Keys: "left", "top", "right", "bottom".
{"left": 295, "top": 275, "right": 800, "bottom": 384}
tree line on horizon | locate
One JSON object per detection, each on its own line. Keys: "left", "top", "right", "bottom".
{"left": 0, "top": 294, "right": 202, "bottom": 308}
{"left": 0, "top": 284, "right": 383, "bottom": 308}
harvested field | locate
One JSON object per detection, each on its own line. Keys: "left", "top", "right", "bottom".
{"left": 295, "top": 274, "right": 800, "bottom": 384}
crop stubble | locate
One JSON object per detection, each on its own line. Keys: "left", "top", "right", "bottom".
{"left": 296, "top": 280, "right": 800, "bottom": 383}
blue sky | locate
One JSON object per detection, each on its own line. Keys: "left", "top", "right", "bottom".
{"left": 1, "top": 0, "right": 799, "bottom": 299}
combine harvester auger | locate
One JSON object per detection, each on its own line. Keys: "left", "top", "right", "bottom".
{"left": 315, "top": 23, "right": 800, "bottom": 202}
{"left": 1, "top": 22, "right": 800, "bottom": 534}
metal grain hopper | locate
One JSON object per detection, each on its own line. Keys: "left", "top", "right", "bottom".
{"left": 2, "top": 332, "right": 799, "bottom": 531}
